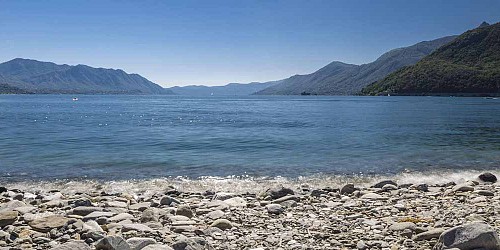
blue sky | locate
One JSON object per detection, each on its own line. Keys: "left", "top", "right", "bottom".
{"left": 0, "top": 0, "right": 499, "bottom": 87}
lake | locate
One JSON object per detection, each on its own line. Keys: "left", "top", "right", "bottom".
{"left": 0, "top": 95, "right": 499, "bottom": 183}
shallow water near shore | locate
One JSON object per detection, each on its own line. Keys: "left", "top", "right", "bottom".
{"left": 1, "top": 95, "right": 499, "bottom": 184}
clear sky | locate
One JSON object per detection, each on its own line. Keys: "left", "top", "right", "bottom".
{"left": 0, "top": 0, "right": 499, "bottom": 87}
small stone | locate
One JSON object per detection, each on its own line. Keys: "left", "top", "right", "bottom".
{"left": 272, "top": 195, "right": 300, "bottom": 204}
{"left": 141, "top": 208, "right": 159, "bottom": 222}
{"left": 29, "top": 215, "right": 69, "bottom": 233}
{"left": 210, "top": 219, "right": 232, "bottom": 230}
{"left": 266, "top": 204, "right": 284, "bottom": 214}
{"left": 357, "top": 240, "right": 367, "bottom": 250}
{"left": 206, "top": 210, "right": 224, "bottom": 220}
{"left": 109, "top": 213, "right": 134, "bottom": 222}
{"left": 73, "top": 198, "right": 92, "bottom": 207}
{"left": 389, "top": 222, "right": 416, "bottom": 232}
{"left": 52, "top": 240, "right": 91, "bottom": 250}
{"left": 340, "top": 184, "right": 356, "bottom": 195}
{"left": 143, "top": 244, "right": 174, "bottom": 250}
{"left": 213, "top": 192, "right": 236, "bottom": 200}
{"left": 129, "top": 202, "right": 151, "bottom": 211}
{"left": 121, "top": 223, "right": 153, "bottom": 232}
{"left": 95, "top": 236, "right": 131, "bottom": 250}
{"left": 0, "top": 200, "right": 27, "bottom": 212}
{"left": 104, "top": 201, "right": 128, "bottom": 208}
{"left": 176, "top": 205, "right": 193, "bottom": 218}
{"left": 223, "top": 197, "right": 247, "bottom": 207}
{"left": 382, "top": 184, "right": 398, "bottom": 191}
{"left": 452, "top": 183, "right": 474, "bottom": 192}
{"left": 360, "top": 193, "right": 386, "bottom": 200}
{"left": 83, "top": 211, "right": 115, "bottom": 221}
{"left": 160, "top": 196, "right": 180, "bottom": 206}
{"left": 172, "top": 236, "right": 206, "bottom": 250}
{"left": 415, "top": 184, "right": 429, "bottom": 192}
{"left": 72, "top": 206, "right": 104, "bottom": 216}
{"left": 83, "top": 220, "right": 104, "bottom": 233}
{"left": 479, "top": 172, "right": 497, "bottom": 183}
{"left": 475, "top": 190, "right": 495, "bottom": 196}
{"left": 126, "top": 237, "right": 157, "bottom": 250}
{"left": 0, "top": 211, "right": 18, "bottom": 227}
{"left": 372, "top": 180, "right": 397, "bottom": 188}
{"left": 413, "top": 228, "right": 445, "bottom": 241}
{"left": 261, "top": 186, "right": 294, "bottom": 200}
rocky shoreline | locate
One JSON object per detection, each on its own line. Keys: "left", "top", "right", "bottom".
{"left": 0, "top": 172, "right": 499, "bottom": 250}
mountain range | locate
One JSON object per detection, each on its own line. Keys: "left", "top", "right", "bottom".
{"left": 254, "top": 36, "right": 457, "bottom": 95}
{"left": 2, "top": 22, "right": 498, "bottom": 96}
{"left": 0, "top": 58, "right": 171, "bottom": 94}
{"left": 168, "top": 81, "right": 279, "bottom": 96}
{"left": 362, "top": 22, "right": 500, "bottom": 96}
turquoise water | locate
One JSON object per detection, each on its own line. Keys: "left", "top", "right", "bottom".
{"left": 0, "top": 95, "right": 499, "bottom": 182}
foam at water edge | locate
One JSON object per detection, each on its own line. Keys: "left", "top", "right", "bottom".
{"left": 4, "top": 169, "right": 498, "bottom": 195}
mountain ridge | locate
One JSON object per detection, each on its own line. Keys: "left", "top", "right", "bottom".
{"left": 168, "top": 81, "right": 280, "bottom": 96}
{"left": 362, "top": 22, "right": 500, "bottom": 96}
{"left": 254, "top": 35, "right": 458, "bottom": 95}
{"left": 0, "top": 58, "right": 171, "bottom": 94}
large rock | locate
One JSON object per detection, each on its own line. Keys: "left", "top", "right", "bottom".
{"left": 261, "top": 186, "right": 294, "bottom": 200}
{"left": 479, "top": 172, "right": 497, "bottom": 183}
{"left": 0, "top": 211, "right": 18, "bottom": 227}
{"left": 95, "top": 236, "right": 131, "bottom": 250}
{"left": 29, "top": 215, "right": 69, "bottom": 232}
{"left": 433, "top": 222, "right": 500, "bottom": 250}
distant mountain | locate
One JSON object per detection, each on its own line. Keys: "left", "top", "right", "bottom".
{"left": 169, "top": 81, "right": 279, "bottom": 96}
{"left": 0, "top": 58, "right": 172, "bottom": 94}
{"left": 255, "top": 35, "right": 457, "bottom": 95}
{"left": 362, "top": 22, "right": 500, "bottom": 96}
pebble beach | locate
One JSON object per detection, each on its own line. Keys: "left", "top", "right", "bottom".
{"left": 0, "top": 172, "right": 499, "bottom": 250}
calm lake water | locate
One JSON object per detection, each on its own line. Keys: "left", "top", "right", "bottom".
{"left": 0, "top": 95, "right": 499, "bottom": 182}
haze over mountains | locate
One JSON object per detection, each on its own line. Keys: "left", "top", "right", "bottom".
{"left": 0, "top": 58, "right": 170, "bottom": 94}
{"left": 363, "top": 22, "right": 500, "bottom": 96}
